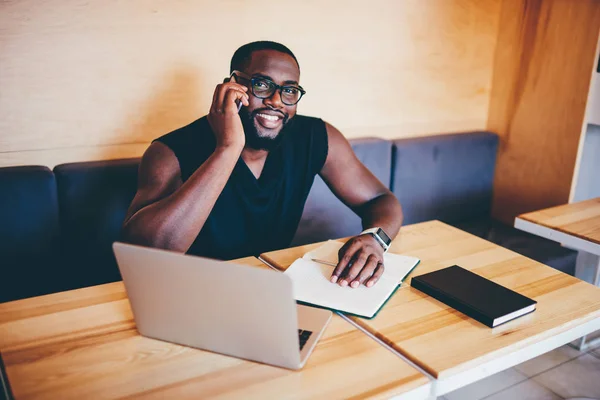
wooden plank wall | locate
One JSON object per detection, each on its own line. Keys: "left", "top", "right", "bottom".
{"left": 488, "top": 0, "right": 600, "bottom": 223}
{"left": 0, "top": 0, "right": 501, "bottom": 168}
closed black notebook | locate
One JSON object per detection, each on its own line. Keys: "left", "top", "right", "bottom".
{"left": 411, "top": 265, "right": 537, "bottom": 328}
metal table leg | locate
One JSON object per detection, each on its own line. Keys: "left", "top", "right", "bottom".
{"left": 570, "top": 251, "right": 600, "bottom": 351}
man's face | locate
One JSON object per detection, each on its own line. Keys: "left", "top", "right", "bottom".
{"left": 235, "top": 49, "right": 300, "bottom": 150}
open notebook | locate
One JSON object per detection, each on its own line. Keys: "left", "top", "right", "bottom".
{"left": 284, "top": 241, "right": 420, "bottom": 318}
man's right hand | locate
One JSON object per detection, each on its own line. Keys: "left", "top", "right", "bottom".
{"left": 207, "top": 81, "right": 250, "bottom": 150}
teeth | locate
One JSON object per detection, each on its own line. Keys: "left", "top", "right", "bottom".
{"left": 257, "top": 113, "right": 279, "bottom": 121}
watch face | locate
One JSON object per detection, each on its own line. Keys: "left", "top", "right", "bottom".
{"left": 377, "top": 228, "right": 391, "bottom": 245}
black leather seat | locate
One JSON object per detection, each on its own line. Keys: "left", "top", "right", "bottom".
{"left": 54, "top": 158, "right": 139, "bottom": 289}
{"left": 0, "top": 132, "right": 577, "bottom": 303}
{"left": 392, "top": 132, "right": 576, "bottom": 274}
{"left": 0, "top": 166, "right": 63, "bottom": 302}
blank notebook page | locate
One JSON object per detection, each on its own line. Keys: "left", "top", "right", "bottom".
{"left": 284, "top": 241, "right": 419, "bottom": 318}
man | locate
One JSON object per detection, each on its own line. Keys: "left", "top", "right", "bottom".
{"left": 122, "top": 41, "right": 403, "bottom": 288}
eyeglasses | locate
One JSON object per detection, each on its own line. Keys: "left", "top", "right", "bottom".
{"left": 230, "top": 70, "right": 306, "bottom": 106}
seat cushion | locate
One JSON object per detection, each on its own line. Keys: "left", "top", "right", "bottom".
{"left": 454, "top": 218, "right": 577, "bottom": 275}
{"left": 54, "top": 158, "right": 140, "bottom": 288}
{"left": 392, "top": 132, "right": 499, "bottom": 225}
{"left": 0, "top": 166, "right": 62, "bottom": 302}
{"left": 291, "top": 138, "right": 392, "bottom": 246}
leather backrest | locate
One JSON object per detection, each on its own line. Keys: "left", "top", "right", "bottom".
{"left": 54, "top": 158, "right": 140, "bottom": 288}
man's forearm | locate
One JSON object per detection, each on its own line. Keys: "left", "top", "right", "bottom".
{"left": 358, "top": 192, "right": 403, "bottom": 239}
{"left": 122, "top": 145, "right": 242, "bottom": 252}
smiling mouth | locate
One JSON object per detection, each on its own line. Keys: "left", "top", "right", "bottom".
{"left": 255, "top": 112, "right": 284, "bottom": 129}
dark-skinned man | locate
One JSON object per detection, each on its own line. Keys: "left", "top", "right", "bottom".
{"left": 122, "top": 41, "right": 403, "bottom": 289}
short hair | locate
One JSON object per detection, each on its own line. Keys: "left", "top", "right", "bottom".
{"left": 230, "top": 41, "right": 300, "bottom": 73}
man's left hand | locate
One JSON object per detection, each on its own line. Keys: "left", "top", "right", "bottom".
{"left": 330, "top": 234, "right": 385, "bottom": 288}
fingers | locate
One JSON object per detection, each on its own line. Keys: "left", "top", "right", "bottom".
{"left": 339, "top": 251, "right": 369, "bottom": 287}
{"left": 351, "top": 254, "right": 380, "bottom": 288}
{"left": 223, "top": 88, "right": 249, "bottom": 113}
{"left": 217, "top": 84, "right": 248, "bottom": 112}
{"left": 332, "top": 234, "right": 388, "bottom": 288}
{"left": 211, "top": 83, "right": 248, "bottom": 114}
{"left": 366, "top": 263, "right": 385, "bottom": 287}
{"left": 211, "top": 84, "right": 219, "bottom": 110}
{"left": 331, "top": 239, "right": 361, "bottom": 283}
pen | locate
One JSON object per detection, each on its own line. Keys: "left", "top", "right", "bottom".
{"left": 311, "top": 258, "right": 337, "bottom": 267}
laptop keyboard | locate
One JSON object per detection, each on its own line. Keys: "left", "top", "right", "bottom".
{"left": 298, "top": 329, "right": 313, "bottom": 351}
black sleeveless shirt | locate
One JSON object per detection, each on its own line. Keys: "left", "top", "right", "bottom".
{"left": 155, "top": 115, "right": 328, "bottom": 260}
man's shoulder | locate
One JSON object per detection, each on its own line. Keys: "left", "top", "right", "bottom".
{"left": 153, "top": 116, "right": 216, "bottom": 159}
{"left": 288, "top": 115, "right": 327, "bottom": 141}
{"left": 155, "top": 116, "right": 211, "bottom": 144}
{"left": 292, "top": 114, "right": 325, "bottom": 127}
{"left": 151, "top": 116, "right": 215, "bottom": 179}
{"left": 286, "top": 115, "right": 329, "bottom": 174}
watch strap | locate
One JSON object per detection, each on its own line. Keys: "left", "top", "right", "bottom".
{"left": 360, "top": 228, "right": 390, "bottom": 252}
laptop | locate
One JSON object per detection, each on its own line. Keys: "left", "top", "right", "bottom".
{"left": 112, "top": 242, "right": 332, "bottom": 370}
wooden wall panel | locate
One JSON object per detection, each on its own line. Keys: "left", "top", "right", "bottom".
{"left": 0, "top": 0, "right": 501, "bottom": 168}
{"left": 0, "top": 143, "right": 148, "bottom": 168}
{"left": 488, "top": 0, "right": 600, "bottom": 223}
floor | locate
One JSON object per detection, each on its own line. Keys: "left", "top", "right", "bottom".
{"left": 442, "top": 330, "right": 600, "bottom": 400}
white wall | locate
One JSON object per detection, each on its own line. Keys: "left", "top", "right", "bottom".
{"left": 587, "top": 65, "right": 600, "bottom": 125}
{"left": 573, "top": 124, "right": 600, "bottom": 202}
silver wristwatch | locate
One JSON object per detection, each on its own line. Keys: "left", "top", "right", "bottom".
{"left": 360, "top": 227, "right": 391, "bottom": 252}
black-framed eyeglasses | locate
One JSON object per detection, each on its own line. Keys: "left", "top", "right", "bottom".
{"left": 231, "top": 70, "right": 306, "bottom": 106}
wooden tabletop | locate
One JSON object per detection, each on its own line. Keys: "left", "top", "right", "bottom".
{"left": 518, "top": 197, "right": 600, "bottom": 245}
{"left": 0, "top": 256, "right": 430, "bottom": 400}
{"left": 260, "top": 221, "right": 600, "bottom": 384}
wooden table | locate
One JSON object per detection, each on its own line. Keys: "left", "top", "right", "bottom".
{"left": 515, "top": 197, "right": 600, "bottom": 350}
{"left": 260, "top": 220, "right": 600, "bottom": 396}
{"left": 515, "top": 197, "right": 600, "bottom": 285}
{"left": 0, "top": 256, "right": 431, "bottom": 400}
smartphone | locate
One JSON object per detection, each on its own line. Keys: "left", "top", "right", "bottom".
{"left": 228, "top": 73, "right": 244, "bottom": 113}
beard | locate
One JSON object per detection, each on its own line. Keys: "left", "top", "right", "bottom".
{"left": 239, "top": 107, "right": 294, "bottom": 151}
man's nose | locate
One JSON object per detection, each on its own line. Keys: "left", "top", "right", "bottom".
{"left": 263, "top": 89, "right": 284, "bottom": 109}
